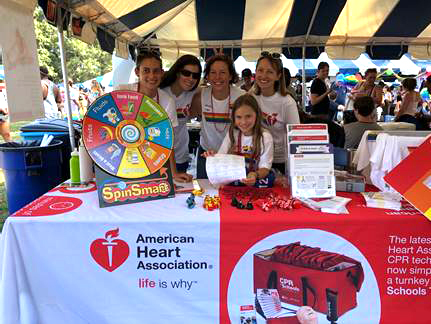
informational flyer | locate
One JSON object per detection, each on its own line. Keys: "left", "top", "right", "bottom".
{"left": 206, "top": 154, "right": 246, "bottom": 187}
{"left": 287, "top": 126, "right": 335, "bottom": 198}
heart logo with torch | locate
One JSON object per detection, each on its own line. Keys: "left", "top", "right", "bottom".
{"left": 90, "top": 228, "right": 130, "bottom": 272}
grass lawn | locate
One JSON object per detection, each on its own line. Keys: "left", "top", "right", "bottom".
{"left": 0, "top": 120, "right": 32, "bottom": 230}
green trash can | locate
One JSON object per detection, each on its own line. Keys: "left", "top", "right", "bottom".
{"left": 0, "top": 139, "right": 63, "bottom": 215}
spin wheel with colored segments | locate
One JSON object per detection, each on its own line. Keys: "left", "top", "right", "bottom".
{"left": 82, "top": 90, "right": 173, "bottom": 179}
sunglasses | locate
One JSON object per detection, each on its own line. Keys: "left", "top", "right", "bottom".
{"left": 180, "top": 69, "right": 200, "bottom": 80}
{"left": 261, "top": 51, "right": 281, "bottom": 59}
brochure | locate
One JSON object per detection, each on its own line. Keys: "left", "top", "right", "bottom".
{"left": 286, "top": 127, "right": 335, "bottom": 199}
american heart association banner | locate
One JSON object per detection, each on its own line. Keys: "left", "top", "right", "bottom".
{"left": 4, "top": 211, "right": 220, "bottom": 323}
{"left": 219, "top": 188, "right": 431, "bottom": 324}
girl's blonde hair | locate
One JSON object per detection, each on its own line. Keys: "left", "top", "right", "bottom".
{"left": 253, "top": 55, "right": 287, "bottom": 96}
{"left": 228, "top": 94, "right": 265, "bottom": 162}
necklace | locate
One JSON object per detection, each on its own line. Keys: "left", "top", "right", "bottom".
{"left": 210, "top": 88, "right": 231, "bottom": 133}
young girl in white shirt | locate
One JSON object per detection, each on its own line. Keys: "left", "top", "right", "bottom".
{"left": 204, "top": 94, "right": 274, "bottom": 187}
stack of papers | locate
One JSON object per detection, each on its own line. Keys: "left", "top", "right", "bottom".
{"left": 301, "top": 196, "right": 351, "bottom": 214}
{"left": 361, "top": 192, "right": 402, "bottom": 211}
{"left": 255, "top": 289, "right": 283, "bottom": 319}
{"left": 287, "top": 124, "right": 335, "bottom": 198}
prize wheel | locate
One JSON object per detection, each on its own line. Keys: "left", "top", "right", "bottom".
{"left": 82, "top": 90, "right": 173, "bottom": 179}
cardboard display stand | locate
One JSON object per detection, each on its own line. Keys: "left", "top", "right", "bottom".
{"left": 82, "top": 90, "right": 175, "bottom": 208}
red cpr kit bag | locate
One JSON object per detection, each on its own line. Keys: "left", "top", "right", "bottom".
{"left": 253, "top": 242, "right": 364, "bottom": 317}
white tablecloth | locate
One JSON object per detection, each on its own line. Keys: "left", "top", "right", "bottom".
{"left": 0, "top": 181, "right": 220, "bottom": 324}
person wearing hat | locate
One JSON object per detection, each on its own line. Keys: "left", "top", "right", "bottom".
{"left": 40, "top": 66, "right": 62, "bottom": 118}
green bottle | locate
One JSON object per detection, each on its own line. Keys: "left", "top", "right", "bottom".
{"left": 70, "top": 149, "right": 80, "bottom": 185}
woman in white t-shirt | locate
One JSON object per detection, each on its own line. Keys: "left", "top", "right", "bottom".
{"left": 204, "top": 94, "right": 273, "bottom": 186}
{"left": 160, "top": 55, "right": 202, "bottom": 172}
{"left": 115, "top": 50, "right": 192, "bottom": 183}
{"left": 252, "top": 52, "right": 300, "bottom": 174}
{"left": 191, "top": 54, "right": 245, "bottom": 178}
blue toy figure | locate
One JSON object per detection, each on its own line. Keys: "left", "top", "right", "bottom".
{"left": 186, "top": 193, "right": 196, "bottom": 209}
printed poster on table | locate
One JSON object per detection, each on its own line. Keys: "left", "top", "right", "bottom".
{"left": 218, "top": 187, "right": 431, "bottom": 324}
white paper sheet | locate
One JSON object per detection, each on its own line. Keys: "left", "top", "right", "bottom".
{"left": 205, "top": 154, "right": 246, "bottom": 186}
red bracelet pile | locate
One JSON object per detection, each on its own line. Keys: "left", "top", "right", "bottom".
{"left": 255, "top": 192, "right": 301, "bottom": 212}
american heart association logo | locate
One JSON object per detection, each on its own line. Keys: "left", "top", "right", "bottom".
{"left": 90, "top": 228, "right": 130, "bottom": 272}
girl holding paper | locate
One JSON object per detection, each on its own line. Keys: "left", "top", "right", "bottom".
{"left": 203, "top": 94, "right": 273, "bottom": 186}
{"left": 252, "top": 52, "right": 300, "bottom": 174}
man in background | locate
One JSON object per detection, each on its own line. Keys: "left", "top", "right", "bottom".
{"left": 344, "top": 96, "right": 382, "bottom": 149}
{"left": 310, "top": 62, "right": 335, "bottom": 119}
{"left": 240, "top": 68, "right": 253, "bottom": 92}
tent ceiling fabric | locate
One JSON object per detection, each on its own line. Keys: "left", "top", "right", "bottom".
{"left": 64, "top": 0, "right": 431, "bottom": 61}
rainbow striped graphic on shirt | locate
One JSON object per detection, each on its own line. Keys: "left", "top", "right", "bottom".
{"left": 176, "top": 105, "right": 191, "bottom": 119}
{"left": 176, "top": 109, "right": 187, "bottom": 119}
{"left": 203, "top": 111, "right": 231, "bottom": 124}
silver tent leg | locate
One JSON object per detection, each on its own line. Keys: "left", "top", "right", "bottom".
{"left": 302, "top": 46, "right": 306, "bottom": 109}
{"left": 57, "top": 16, "right": 76, "bottom": 151}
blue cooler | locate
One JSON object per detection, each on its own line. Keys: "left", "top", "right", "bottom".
{"left": 20, "top": 119, "right": 81, "bottom": 181}
{"left": 0, "top": 140, "right": 63, "bottom": 215}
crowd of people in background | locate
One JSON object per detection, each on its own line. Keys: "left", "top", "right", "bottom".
{"left": 3, "top": 52, "right": 431, "bottom": 184}
{"left": 39, "top": 66, "right": 106, "bottom": 121}
{"left": 38, "top": 51, "right": 431, "bottom": 181}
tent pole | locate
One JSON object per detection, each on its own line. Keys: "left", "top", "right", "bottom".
{"left": 57, "top": 22, "right": 76, "bottom": 151}
{"left": 302, "top": 46, "right": 306, "bottom": 109}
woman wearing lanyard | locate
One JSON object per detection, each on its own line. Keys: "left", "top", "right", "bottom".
{"left": 190, "top": 54, "right": 245, "bottom": 179}
{"left": 252, "top": 52, "right": 300, "bottom": 174}
{"left": 115, "top": 50, "right": 192, "bottom": 182}
{"left": 160, "top": 55, "right": 202, "bottom": 173}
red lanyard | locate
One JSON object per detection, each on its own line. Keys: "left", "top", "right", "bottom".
{"left": 154, "top": 91, "right": 160, "bottom": 104}
{"left": 210, "top": 88, "right": 231, "bottom": 133}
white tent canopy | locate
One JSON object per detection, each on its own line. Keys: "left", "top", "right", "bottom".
{"left": 56, "top": 0, "right": 431, "bottom": 62}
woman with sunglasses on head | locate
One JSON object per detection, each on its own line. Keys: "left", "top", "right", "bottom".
{"left": 116, "top": 50, "right": 192, "bottom": 182}
{"left": 160, "top": 55, "right": 202, "bottom": 173}
{"left": 190, "top": 54, "right": 245, "bottom": 179}
{"left": 252, "top": 52, "right": 300, "bottom": 174}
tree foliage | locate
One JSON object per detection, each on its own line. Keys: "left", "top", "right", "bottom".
{"left": 34, "top": 7, "right": 111, "bottom": 84}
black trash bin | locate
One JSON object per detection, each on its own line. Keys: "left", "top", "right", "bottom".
{"left": 0, "top": 140, "right": 63, "bottom": 215}
{"left": 20, "top": 119, "right": 81, "bottom": 181}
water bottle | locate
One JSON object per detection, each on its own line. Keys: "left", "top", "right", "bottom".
{"left": 70, "top": 149, "right": 80, "bottom": 185}
{"left": 79, "top": 140, "right": 93, "bottom": 184}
